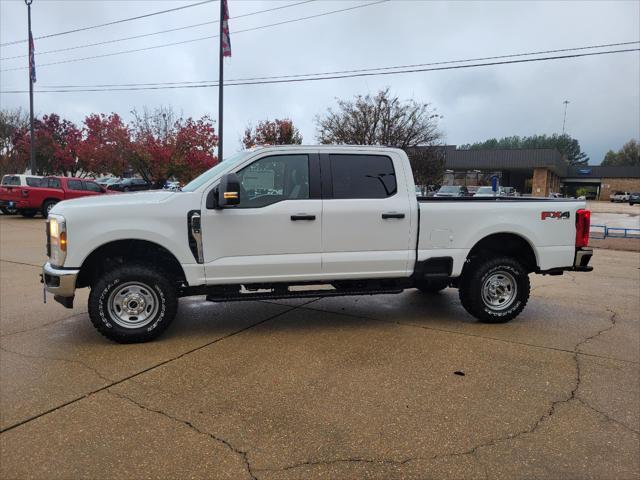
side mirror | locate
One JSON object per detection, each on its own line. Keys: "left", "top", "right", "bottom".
{"left": 207, "top": 173, "right": 240, "bottom": 209}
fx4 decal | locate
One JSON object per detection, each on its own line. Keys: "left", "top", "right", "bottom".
{"left": 541, "top": 211, "right": 570, "bottom": 220}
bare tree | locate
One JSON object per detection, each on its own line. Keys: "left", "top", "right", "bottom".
{"left": 315, "top": 88, "right": 443, "bottom": 149}
{"left": 0, "top": 108, "right": 30, "bottom": 176}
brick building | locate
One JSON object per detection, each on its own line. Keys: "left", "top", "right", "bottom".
{"left": 435, "top": 146, "right": 640, "bottom": 198}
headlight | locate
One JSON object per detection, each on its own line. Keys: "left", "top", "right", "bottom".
{"left": 48, "top": 214, "right": 67, "bottom": 267}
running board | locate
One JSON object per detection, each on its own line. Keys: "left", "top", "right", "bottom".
{"left": 205, "top": 287, "right": 404, "bottom": 303}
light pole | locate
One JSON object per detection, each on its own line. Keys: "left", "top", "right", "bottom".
{"left": 562, "top": 100, "right": 570, "bottom": 135}
{"left": 26, "top": 0, "right": 36, "bottom": 174}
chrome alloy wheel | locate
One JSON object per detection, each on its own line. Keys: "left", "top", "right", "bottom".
{"left": 481, "top": 271, "right": 517, "bottom": 311}
{"left": 107, "top": 281, "right": 159, "bottom": 329}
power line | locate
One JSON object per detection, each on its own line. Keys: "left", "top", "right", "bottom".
{"left": 1, "top": 1, "right": 388, "bottom": 72}
{"left": 30, "top": 41, "right": 640, "bottom": 89}
{"left": 1, "top": 0, "right": 388, "bottom": 72}
{"left": 0, "top": 0, "right": 316, "bottom": 60}
{"left": 2, "top": 48, "right": 637, "bottom": 94}
{"left": 0, "top": 0, "right": 215, "bottom": 47}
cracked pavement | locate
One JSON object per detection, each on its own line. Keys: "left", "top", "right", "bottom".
{"left": 0, "top": 214, "right": 638, "bottom": 479}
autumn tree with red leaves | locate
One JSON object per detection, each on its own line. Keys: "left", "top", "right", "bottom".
{"left": 14, "top": 114, "right": 84, "bottom": 176}
{"left": 242, "top": 118, "right": 302, "bottom": 149}
{"left": 78, "top": 113, "right": 132, "bottom": 177}
{"left": 5, "top": 107, "right": 218, "bottom": 183}
{"left": 130, "top": 107, "right": 218, "bottom": 186}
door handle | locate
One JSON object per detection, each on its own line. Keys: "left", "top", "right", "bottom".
{"left": 291, "top": 214, "right": 316, "bottom": 221}
{"left": 382, "top": 212, "right": 405, "bottom": 219}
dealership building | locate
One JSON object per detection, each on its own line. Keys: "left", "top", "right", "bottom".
{"left": 437, "top": 146, "right": 640, "bottom": 199}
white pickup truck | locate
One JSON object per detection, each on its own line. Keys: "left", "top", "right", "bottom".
{"left": 42, "top": 146, "right": 593, "bottom": 343}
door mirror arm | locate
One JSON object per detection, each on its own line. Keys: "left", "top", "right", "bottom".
{"left": 206, "top": 187, "right": 219, "bottom": 209}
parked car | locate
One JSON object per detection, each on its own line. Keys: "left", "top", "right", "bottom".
{"left": 96, "top": 176, "right": 121, "bottom": 187}
{"left": 466, "top": 186, "right": 479, "bottom": 196}
{"left": 41, "top": 145, "right": 593, "bottom": 343}
{"left": 164, "top": 180, "right": 181, "bottom": 191}
{"left": 474, "top": 186, "right": 501, "bottom": 197}
{"left": 630, "top": 192, "right": 640, "bottom": 206}
{"left": 0, "top": 174, "right": 43, "bottom": 214}
{"left": 435, "top": 185, "right": 469, "bottom": 197}
{"left": 108, "top": 177, "right": 152, "bottom": 192}
{"left": 610, "top": 191, "right": 631, "bottom": 203}
{"left": 14, "top": 176, "right": 109, "bottom": 217}
{"left": 501, "top": 187, "right": 518, "bottom": 197}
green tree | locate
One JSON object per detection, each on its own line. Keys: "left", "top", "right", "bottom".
{"left": 600, "top": 139, "right": 639, "bottom": 167}
{"left": 461, "top": 133, "right": 589, "bottom": 166}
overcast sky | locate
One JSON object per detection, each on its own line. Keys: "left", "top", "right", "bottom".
{"left": 1, "top": 0, "right": 639, "bottom": 164}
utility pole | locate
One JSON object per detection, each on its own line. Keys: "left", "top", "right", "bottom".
{"left": 217, "top": 0, "right": 224, "bottom": 163}
{"left": 26, "top": 0, "right": 36, "bottom": 174}
{"left": 562, "top": 100, "right": 570, "bottom": 135}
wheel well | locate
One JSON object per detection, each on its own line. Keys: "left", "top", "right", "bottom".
{"left": 76, "top": 239, "right": 187, "bottom": 288}
{"left": 466, "top": 233, "right": 538, "bottom": 272}
{"left": 42, "top": 198, "right": 60, "bottom": 207}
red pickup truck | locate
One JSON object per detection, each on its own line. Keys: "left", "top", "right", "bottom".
{"left": 1, "top": 176, "right": 110, "bottom": 218}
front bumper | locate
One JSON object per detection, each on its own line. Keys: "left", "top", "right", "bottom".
{"left": 42, "top": 262, "right": 79, "bottom": 299}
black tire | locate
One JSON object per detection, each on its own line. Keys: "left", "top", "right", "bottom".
{"left": 415, "top": 279, "right": 448, "bottom": 293}
{"left": 20, "top": 209, "right": 37, "bottom": 218}
{"left": 458, "top": 256, "right": 530, "bottom": 323}
{"left": 123, "top": 186, "right": 130, "bottom": 192}
{"left": 42, "top": 200, "right": 58, "bottom": 218}
{"left": 88, "top": 264, "right": 178, "bottom": 343}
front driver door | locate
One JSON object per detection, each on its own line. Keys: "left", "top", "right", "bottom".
{"left": 201, "top": 152, "right": 322, "bottom": 284}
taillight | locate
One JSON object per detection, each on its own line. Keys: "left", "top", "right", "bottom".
{"left": 576, "top": 209, "right": 590, "bottom": 247}
{"left": 21, "top": 189, "right": 29, "bottom": 197}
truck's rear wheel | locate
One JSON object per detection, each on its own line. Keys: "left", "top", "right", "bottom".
{"left": 88, "top": 264, "right": 178, "bottom": 343}
{"left": 459, "top": 256, "right": 530, "bottom": 323}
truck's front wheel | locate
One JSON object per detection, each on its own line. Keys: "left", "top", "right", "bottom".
{"left": 88, "top": 264, "right": 178, "bottom": 343}
{"left": 459, "top": 257, "right": 530, "bottom": 323}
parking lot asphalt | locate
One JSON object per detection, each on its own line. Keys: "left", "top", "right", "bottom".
{"left": 0, "top": 214, "right": 638, "bottom": 480}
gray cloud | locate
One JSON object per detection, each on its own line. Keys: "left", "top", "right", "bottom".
{"left": 1, "top": 0, "right": 638, "bottom": 164}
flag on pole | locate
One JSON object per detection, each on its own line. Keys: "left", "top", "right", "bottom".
{"left": 29, "top": 31, "right": 36, "bottom": 83}
{"left": 221, "top": 0, "right": 231, "bottom": 57}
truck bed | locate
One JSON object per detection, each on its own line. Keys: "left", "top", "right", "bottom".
{"left": 416, "top": 197, "right": 585, "bottom": 275}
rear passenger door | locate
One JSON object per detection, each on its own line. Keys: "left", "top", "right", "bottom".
{"left": 321, "top": 152, "right": 413, "bottom": 278}
{"left": 83, "top": 181, "right": 103, "bottom": 196}
{"left": 65, "top": 179, "right": 86, "bottom": 200}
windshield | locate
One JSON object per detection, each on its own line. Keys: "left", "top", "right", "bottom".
{"left": 476, "top": 187, "right": 493, "bottom": 194}
{"left": 181, "top": 151, "right": 251, "bottom": 192}
{"left": 438, "top": 186, "right": 460, "bottom": 193}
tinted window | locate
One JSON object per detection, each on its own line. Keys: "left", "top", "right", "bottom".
{"left": 26, "top": 177, "right": 41, "bottom": 187}
{"left": 2, "top": 176, "right": 19, "bottom": 186}
{"left": 84, "top": 181, "right": 102, "bottom": 192}
{"left": 237, "top": 154, "right": 309, "bottom": 208}
{"left": 329, "top": 154, "right": 397, "bottom": 199}
{"left": 67, "top": 180, "right": 84, "bottom": 191}
{"left": 46, "top": 178, "right": 61, "bottom": 189}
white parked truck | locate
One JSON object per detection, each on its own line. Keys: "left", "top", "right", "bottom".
{"left": 42, "top": 146, "right": 593, "bottom": 343}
